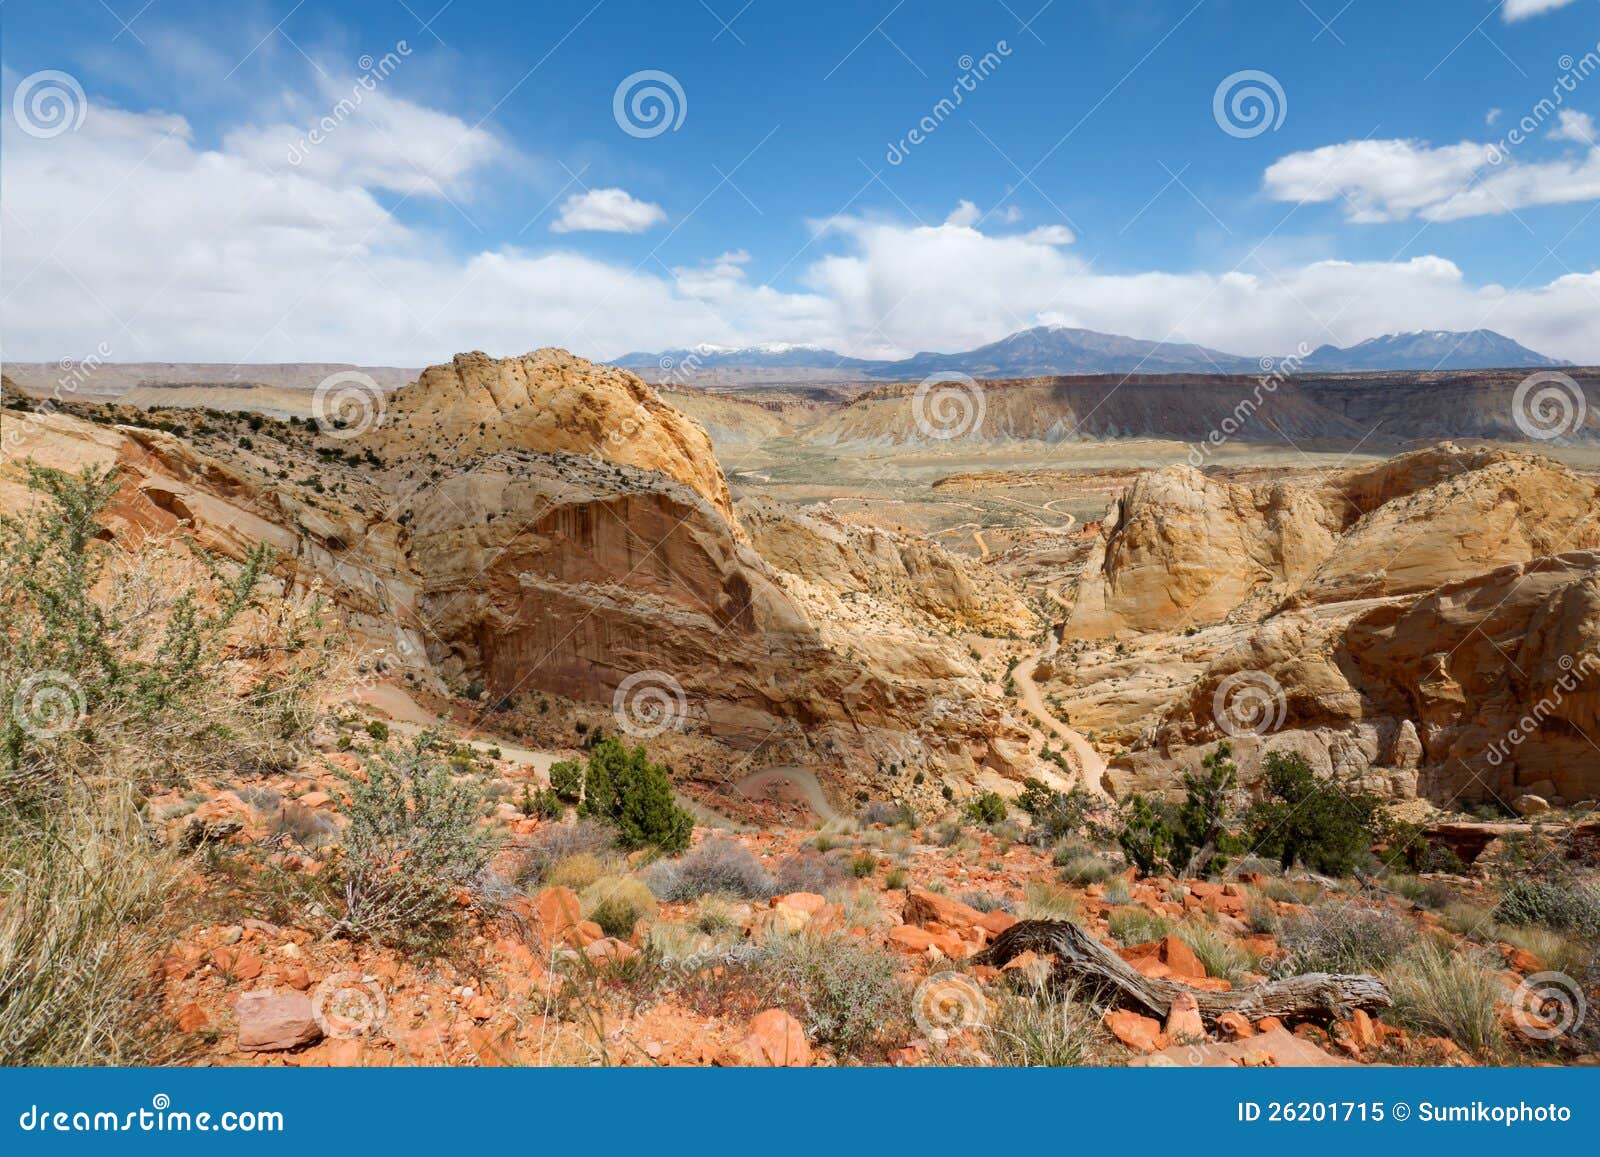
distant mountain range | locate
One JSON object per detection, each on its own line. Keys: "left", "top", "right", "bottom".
{"left": 614, "top": 325, "right": 1568, "bottom": 382}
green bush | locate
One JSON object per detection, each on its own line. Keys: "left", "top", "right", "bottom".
{"left": 1117, "top": 795, "right": 1175, "bottom": 876}
{"left": 1494, "top": 878, "right": 1600, "bottom": 936}
{"left": 578, "top": 737, "right": 692, "bottom": 853}
{"left": 1018, "top": 779, "right": 1095, "bottom": 846}
{"left": 331, "top": 734, "right": 499, "bottom": 950}
{"left": 363, "top": 719, "right": 390, "bottom": 742}
{"left": 0, "top": 463, "right": 313, "bottom": 805}
{"left": 964, "top": 791, "right": 1008, "bottom": 825}
{"left": 549, "top": 759, "right": 584, "bottom": 803}
{"left": 848, "top": 851, "right": 878, "bottom": 878}
{"left": 1244, "top": 752, "right": 1379, "bottom": 876}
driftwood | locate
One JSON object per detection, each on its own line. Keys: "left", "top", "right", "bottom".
{"left": 974, "top": 919, "right": 1391, "bottom": 1025}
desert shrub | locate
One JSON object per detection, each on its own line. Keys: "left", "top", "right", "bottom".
{"left": 964, "top": 791, "right": 1008, "bottom": 825}
{"left": 1117, "top": 795, "right": 1176, "bottom": 876}
{"left": 958, "top": 890, "right": 1015, "bottom": 914}
{"left": 1103, "top": 876, "right": 1132, "bottom": 905}
{"left": 1275, "top": 901, "right": 1416, "bottom": 974}
{"left": 1107, "top": 906, "right": 1173, "bottom": 945}
{"left": 581, "top": 876, "right": 657, "bottom": 938}
{"left": 1058, "top": 854, "right": 1116, "bottom": 886}
{"left": 0, "top": 786, "right": 182, "bottom": 1064}
{"left": 1437, "top": 900, "right": 1495, "bottom": 939}
{"left": 516, "top": 817, "right": 617, "bottom": 886}
{"left": 883, "top": 868, "right": 907, "bottom": 889}
{"left": 579, "top": 737, "right": 692, "bottom": 852}
{"left": 773, "top": 852, "right": 845, "bottom": 894}
{"left": 1017, "top": 779, "right": 1095, "bottom": 846}
{"left": 982, "top": 979, "right": 1108, "bottom": 1066}
{"left": 548, "top": 759, "right": 584, "bottom": 803}
{"left": 860, "top": 799, "right": 915, "bottom": 827}
{"left": 331, "top": 734, "right": 499, "bottom": 950}
{"left": 546, "top": 853, "right": 607, "bottom": 891}
{"left": 1, "top": 463, "right": 327, "bottom": 805}
{"left": 645, "top": 838, "right": 775, "bottom": 901}
{"left": 1168, "top": 745, "right": 1244, "bottom": 876}
{"left": 1176, "top": 920, "right": 1258, "bottom": 982}
{"left": 1386, "top": 942, "right": 1504, "bottom": 1056}
{"left": 848, "top": 850, "right": 878, "bottom": 878}
{"left": 1494, "top": 878, "right": 1600, "bottom": 936}
{"left": 694, "top": 895, "right": 741, "bottom": 935}
{"left": 364, "top": 719, "right": 389, "bottom": 742}
{"left": 760, "top": 934, "right": 908, "bottom": 1055}
{"left": 1244, "top": 752, "right": 1380, "bottom": 877}
{"left": 1259, "top": 876, "right": 1322, "bottom": 905}
{"left": 1022, "top": 881, "right": 1081, "bottom": 921}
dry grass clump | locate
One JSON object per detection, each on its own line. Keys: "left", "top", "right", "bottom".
{"left": 0, "top": 786, "right": 184, "bottom": 1064}
{"left": 581, "top": 876, "right": 658, "bottom": 938}
{"left": 644, "top": 838, "right": 775, "bottom": 902}
{"left": 1274, "top": 900, "right": 1416, "bottom": 974}
{"left": 1176, "top": 919, "right": 1261, "bottom": 982}
{"left": 1107, "top": 905, "right": 1172, "bottom": 945}
{"left": 757, "top": 933, "right": 908, "bottom": 1057}
{"left": 1385, "top": 941, "right": 1504, "bottom": 1058}
{"left": 1022, "top": 881, "right": 1082, "bottom": 922}
{"left": 546, "top": 852, "right": 608, "bottom": 890}
{"left": 981, "top": 979, "right": 1110, "bottom": 1067}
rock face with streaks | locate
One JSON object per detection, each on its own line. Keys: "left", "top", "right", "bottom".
{"left": 1, "top": 351, "right": 1035, "bottom": 793}
{"left": 1044, "top": 444, "right": 1600, "bottom": 805}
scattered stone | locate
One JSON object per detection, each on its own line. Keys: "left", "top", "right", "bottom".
{"left": 1104, "top": 1009, "right": 1167, "bottom": 1054}
{"left": 742, "top": 1009, "right": 811, "bottom": 1067}
{"left": 236, "top": 991, "right": 321, "bottom": 1052}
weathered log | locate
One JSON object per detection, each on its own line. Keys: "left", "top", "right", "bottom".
{"left": 974, "top": 918, "right": 1391, "bottom": 1024}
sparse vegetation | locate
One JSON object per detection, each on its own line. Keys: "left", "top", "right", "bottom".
{"left": 330, "top": 735, "right": 500, "bottom": 951}
{"left": 1386, "top": 941, "right": 1504, "bottom": 1057}
{"left": 1274, "top": 901, "right": 1416, "bottom": 974}
{"left": 645, "top": 838, "right": 776, "bottom": 901}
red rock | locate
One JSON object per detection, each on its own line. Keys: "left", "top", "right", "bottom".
{"left": 901, "top": 887, "right": 987, "bottom": 933}
{"left": 1216, "top": 1012, "right": 1255, "bottom": 1040}
{"left": 582, "top": 937, "right": 638, "bottom": 963}
{"left": 236, "top": 991, "right": 321, "bottom": 1052}
{"left": 1104, "top": 1009, "right": 1167, "bottom": 1054}
{"left": 231, "top": 953, "right": 264, "bottom": 981}
{"left": 742, "top": 1009, "right": 811, "bottom": 1067}
{"left": 310, "top": 1038, "right": 365, "bottom": 1066}
{"left": 1349, "top": 1008, "right": 1378, "bottom": 1052}
{"left": 466, "top": 995, "right": 494, "bottom": 1021}
{"left": 774, "top": 892, "right": 827, "bottom": 915}
{"left": 977, "top": 910, "right": 1017, "bottom": 935}
{"left": 568, "top": 920, "right": 606, "bottom": 948}
{"left": 1131, "top": 1027, "right": 1354, "bottom": 1068}
{"left": 467, "top": 1024, "right": 517, "bottom": 1067}
{"left": 176, "top": 1002, "right": 210, "bottom": 1033}
{"left": 277, "top": 966, "right": 312, "bottom": 991}
{"left": 532, "top": 886, "right": 582, "bottom": 941}
{"left": 1499, "top": 944, "right": 1544, "bottom": 973}
{"left": 1255, "top": 1016, "right": 1286, "bottom": 1034}
{"left": 1164, "top": 992, "right": 1205, "bottom": 1042}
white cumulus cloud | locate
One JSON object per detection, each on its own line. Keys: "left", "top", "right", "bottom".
{"left": 1503, "top": 0, "right": 1580, "bottom": 21}
{"left": 550, "top": 187, "right": 667, "bottom": 234}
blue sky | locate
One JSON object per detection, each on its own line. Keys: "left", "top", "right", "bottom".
{"left": 3, "top": 0, "right": 1599, "bottom": 364}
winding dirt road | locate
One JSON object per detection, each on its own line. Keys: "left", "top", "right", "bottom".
{"left": 1013, "top": 651, "right": 1108, "bottom": 796}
